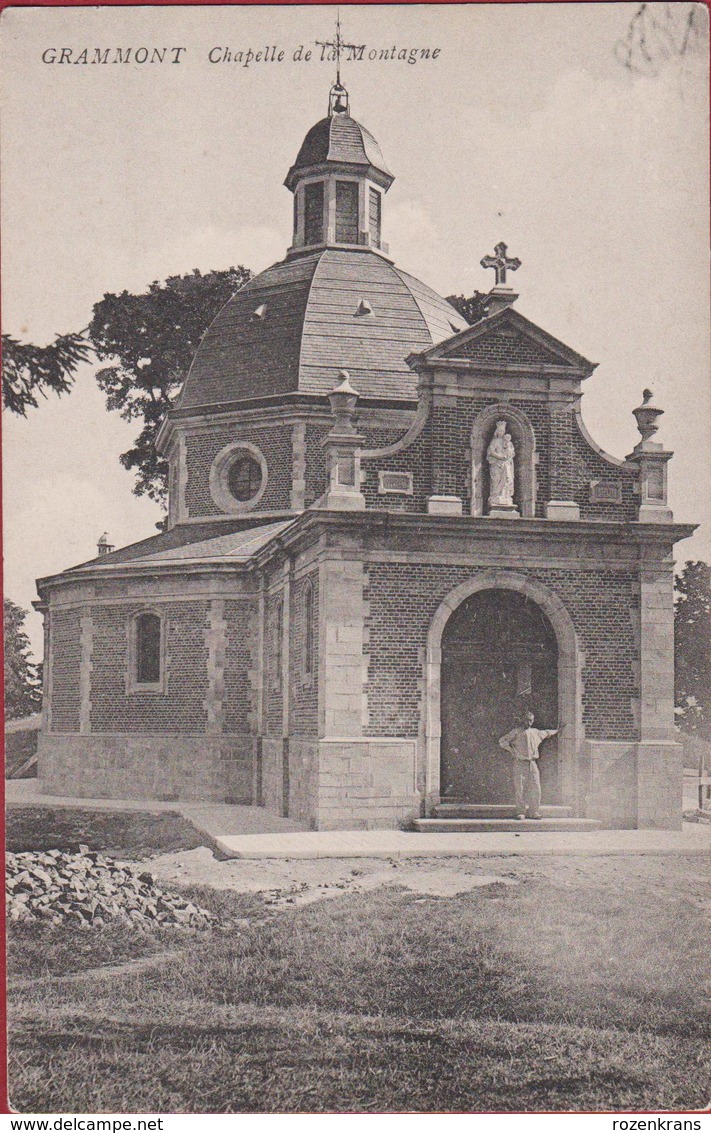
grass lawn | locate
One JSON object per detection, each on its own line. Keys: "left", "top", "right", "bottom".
{"left": 6, "top": 806, "right": 208, "bottom": 859}
{"left": 8, "top": 848, "right": 711, "bottom": 1113}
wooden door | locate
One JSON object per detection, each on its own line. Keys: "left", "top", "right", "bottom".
{"left": 439, "top": 590, "right": 559, "bottom": 804}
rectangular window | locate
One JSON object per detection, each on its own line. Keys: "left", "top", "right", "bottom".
{"left": 304, "top": 182, "right": 324, "bottom": 246}
{"left": 336, "top": 181, "right": 359, "bottom": 244}
{"left": 272, "top": 600, "right": 283, "bottom": 691}
{"left": 136, "top": 613, "right": 161, "bottom": 685}
{"left": 369, "top": 187, "right": 382, "bottom": 247}
{"left": 304, "top": 585, "right": 314, "bottom": 678}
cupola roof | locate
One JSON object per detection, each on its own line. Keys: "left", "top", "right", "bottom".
{"left": 285, "top": 114, "right": 393, "bottom": 191}
{"left": 175, "top": 249, "right": 467, "bottom": 412}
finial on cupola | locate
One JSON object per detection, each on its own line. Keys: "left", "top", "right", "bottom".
{"left": 316, "top": 11, "right": 355, "bottom": 117}
{"left": 480, "top": 241, "right": 521, "bottom": 315}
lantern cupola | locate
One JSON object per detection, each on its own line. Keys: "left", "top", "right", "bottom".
{"left": 284, "top": 87, "right": 394, "bottom": 257}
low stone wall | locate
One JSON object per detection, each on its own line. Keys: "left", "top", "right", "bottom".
{"left": 38, "top": 733, "right": 255, "bottom": 803}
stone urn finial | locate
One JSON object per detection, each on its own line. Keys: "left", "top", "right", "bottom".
{"left": 328, "top": 370, "right": 360, "bottom": 436}
{"left": 633, "top": 388, "right": 664, "bottom": 443}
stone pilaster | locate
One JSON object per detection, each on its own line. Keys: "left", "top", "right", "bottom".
{"left": 178, "top": 432, "right": 188, "bottom": 522}
{"left": 291, "top": 422, "right": 307, "bottom": 511}
{"left": 253, "top": 577, "right": 267, "bottom": 805}
{"left": 636, "top": 554, "right": 681, "bottom": 828}
{"left": 638, "top": 557, "right": 676, "bottom": 744}
{"left": 319, "top": 558, "right": 366, "bottom": 738}
{"left": 204, "top": 599, "right": 226, "bottom": 735}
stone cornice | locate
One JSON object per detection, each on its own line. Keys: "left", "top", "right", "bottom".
{"left": 37, "top": 512, "right": 696, "bottom": 599}
{"left": 248, "top": 510, "right": 698, "bottom": 570}
{"left": 410, "top": 305, "right": 597, "bottom": 375}
{"left": 156, "top": 393, "right": 417, "bottom": 451}
{"left": 408, "top": 356, "right": 591, "bottom": 380}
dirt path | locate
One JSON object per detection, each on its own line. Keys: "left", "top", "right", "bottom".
{"left": 147, "top": 845, "right": 709, "bottom": 912}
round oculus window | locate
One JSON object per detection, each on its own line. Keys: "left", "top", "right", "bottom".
{"left": 228, "top": 455, "right": 263, "bottom": 502}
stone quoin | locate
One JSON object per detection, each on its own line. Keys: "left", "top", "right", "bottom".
{"left": 35, "top": 76, "right": 695, "bottom": 831}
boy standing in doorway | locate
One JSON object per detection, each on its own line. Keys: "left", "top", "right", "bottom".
{"left": 498, "top": 711, "right": 559, "bottom": 819}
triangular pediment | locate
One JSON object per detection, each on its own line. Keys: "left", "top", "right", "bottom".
{"left": 420, "top": 307, "right": 596, "bottom": 374}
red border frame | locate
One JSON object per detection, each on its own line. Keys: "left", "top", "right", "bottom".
{"left": 1, "top": 0, "right": 709, "bottom": 1119}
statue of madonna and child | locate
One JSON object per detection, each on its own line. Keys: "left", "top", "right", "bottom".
{"left": 487, "top": 420, "right": 517, "bottom": 512}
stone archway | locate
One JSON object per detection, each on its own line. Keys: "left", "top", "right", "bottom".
{"left": 422, "top": 572, "right": 583, "bottom": 812}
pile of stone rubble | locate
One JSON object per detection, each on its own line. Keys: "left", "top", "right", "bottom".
{"left": 6, "top": 847, "right": 218, "bottom": 929}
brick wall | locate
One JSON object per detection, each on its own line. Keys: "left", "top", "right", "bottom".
{"left": 360, "top": 426, "right": 431, "bottom": 512}
{"left": 50, "top": 610, "right": 82, "bottom": 732}
{"left": 570, "top": 420, "right": 638, "bottom": 521}
{"left": 89, "top": 602, "right": 210, "bottom": 733}
{"left": 431, "top": 403, "right": 485, "bottom": 504}
{"left": 356, "top": 400, "right": 633, "bottom": 520}
{"left": 364, "top": 563, "right": 638, "bottom": 742}
{"left": 178, "top": 396, "right": 632, "bottom": 523}
{"left": 185, "top": 424, "right": 293, "bottom": 516}
{"left": 512, "top": 400, "right": 551, "bottom": 515}
{"left": 306, "top": 419, "right": 428, "bottom": 512}
{"left": 223, "top": 600, "right": 255, "bottom": 733}
{"left": 304, "top": 423, "right": 330, "bottom": 505}
{"left": 455, "top": 329, "right": 562, "bottom": 366}
{"left": 290, "top": 572, "right": 319, "bottom": 736}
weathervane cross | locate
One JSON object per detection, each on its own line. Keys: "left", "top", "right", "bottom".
{"left": 316, "top": 11, "right": 359, "bottom": 87}
{"left": 480, "top": 242, "right": 522, "bottom": 287}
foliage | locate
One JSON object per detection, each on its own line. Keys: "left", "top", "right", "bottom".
{"left": 446, "top": 291, "right": 488, "bottom": 325}
{"left": 1, "top": 332, "right": 92, "bottom": 416}
{"left": 3, "top": 599, "right": 42, "bottom": 720}
{"left": 615, "top": 3, "right": 707, "bottom": 76}
{"left": 88, "top": 267, "right": 252, "bottom": 503}
{"left": 674, "top": 561, "right": 711, "bottom": 740}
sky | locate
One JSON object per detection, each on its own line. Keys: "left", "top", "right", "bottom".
{"left": 1, "top": 2, "right": 709, "bottom": 660}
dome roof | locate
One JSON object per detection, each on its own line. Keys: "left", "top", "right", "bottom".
{"left": 284, "top": 115, "right": 392, "bottom": 190}
{"left": 177, "top": 249, "right": 468, "bottom": 412}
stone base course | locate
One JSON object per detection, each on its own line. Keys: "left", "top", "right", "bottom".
{"left": 39, "top": 733, "right": 254, "bottom": 803}
{"left": 584, "top": 740, "right": 682, "bottom": 830}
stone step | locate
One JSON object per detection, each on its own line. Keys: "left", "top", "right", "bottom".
{"left": 410, "top": 818, "right": 603, "bottom": 834}
{"left": 432, "top": 804, "right": 574, "bottom": 819}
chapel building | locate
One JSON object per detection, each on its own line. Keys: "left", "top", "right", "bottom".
{"left": 35, "top": 83, "right": 695, "bottom": 830}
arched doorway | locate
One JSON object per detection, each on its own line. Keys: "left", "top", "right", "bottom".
{"left": 423, "top": 572, "right": 582, "bottom": 813}
{"left": 440, "top": 590, "right": 558, "bottom": 803}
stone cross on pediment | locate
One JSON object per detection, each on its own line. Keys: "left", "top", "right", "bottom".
{"left": 480, "top": 242, "right": 522, "bottom": 287}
